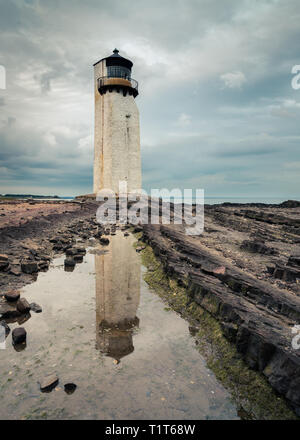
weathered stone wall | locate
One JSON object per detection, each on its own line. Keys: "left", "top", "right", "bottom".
{"left": 93, "top": 60, "right": 141, "bottom": 195}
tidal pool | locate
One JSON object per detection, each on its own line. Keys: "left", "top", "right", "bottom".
{"left": 0, "top": 232, "right": 239, "bottom": 420}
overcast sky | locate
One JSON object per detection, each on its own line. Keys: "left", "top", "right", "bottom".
{"left": 0, "top": 0, "right": 300, "bottom": 198}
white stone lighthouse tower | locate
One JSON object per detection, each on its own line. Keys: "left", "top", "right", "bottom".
{"left": 93, "top": 49, "right": 141, "bottom": 195}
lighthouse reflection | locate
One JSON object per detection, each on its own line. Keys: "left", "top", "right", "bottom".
{"left": 95, "top": 231, "right": 140, "bottom": 362}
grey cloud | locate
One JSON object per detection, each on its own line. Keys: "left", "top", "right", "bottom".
{"left": 0, "top": 0, "right": 300, "bottom": 196}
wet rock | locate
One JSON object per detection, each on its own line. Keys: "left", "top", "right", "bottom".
{"left": 0, "top": 254, "right": 9, "bottom": 271}
{"left": 133, "top": 225, "right": 143, "bottom": 233}
{"left": 64, "top": 257, "right": 76, "bottom": 270}
{"left": 64, "top": 383, "right": 77, "bottom": 394}
{"left": 66, "top": 248, "right": 77, "bottom": 256}
{"left": 16, "top": 298, "right": 31, "bottom": 314}
{"left": 12, "top": 327, "right": 26, "bottom": 345}
{"left": 74, "top": 247, "right": 86, "bottom": 255}
{"left": 13, "top": 341, "right": 26, "bottom": 351}
{"left": 30, "top": 302, "right": 42, "bottom": 313}
{"left": 124, "top": 232, "right": 129, "bottom": 237}
{"left": 21, "top": 260, "right": 38, "bottom": 274}
{"left": 4, "top": 291, "right": 20, "bottom": 302}
{"left": 39, "top": 373, "right": 59, "bottom": 392}
{"left": 17, "top": 313, "right": 31, "bottom": 325}
{"left": 100, "top": 237, "right": 110, "bottom": 245}
{"left": 73, "top": 254, "right": 83, "bottom": 263}
{"left": 0, "top": 320, "right": 10, "bottom": 337}
{"left": 0, "top": 301, "right": 19, "bottom": 319}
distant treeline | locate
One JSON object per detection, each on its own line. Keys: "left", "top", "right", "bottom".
{"left": 1, "top": 194, "right": 60, "bottom": 199}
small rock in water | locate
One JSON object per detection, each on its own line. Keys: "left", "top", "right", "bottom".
{"left": 74, "top": 247, "right": 86, "bottom": 255}
{"left": 0, "top": 320, "right": 10, "bottom": 337}
{"left": 64, "top": 383, "right": 77, "bottom": 394}
{"left": 66, "top": 248, "right": 77, "bottom": 256}
{"left": 17, "top": 313, "right": 31, "bottom": 325}
{"left": 30, "top": 303, "right": 42, "bottom": 313}
{"left": 39, "top": 373, "right": 59, "bottom": 392}
{"left": 73, "top": 254, "right": 83, "bottom": 263}
{"left": 5, "top": 291, "right": 20, "bottom": 302}
{"left": 12, "top": 327, "right": 26, "bottom": 345}
{"left": 16, "top": 298, "right": 31, "bottom": 314}
{"left": 64, "top": 257, "right": 76, "bottom": 268}
{"left": 100, "top": 237, "right": 110, "bottom": 245}
{"left": 124, "top": 232, "right": 129, "bottom": 237}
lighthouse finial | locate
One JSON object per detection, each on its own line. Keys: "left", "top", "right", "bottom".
{"left": 113, "top": 48, "right": 119, "bottom": 55}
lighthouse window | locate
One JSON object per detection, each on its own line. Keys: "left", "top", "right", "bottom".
{"left": 107, "top": 66, "right": 131, "bottom": 80}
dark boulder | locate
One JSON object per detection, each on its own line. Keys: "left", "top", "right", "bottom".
{"left": 100, "top": 237, "right": 110, "bottom": 245}
{"left": 64, "top": 257, "right": 76, "bottom": 272}
{"left": 21, "top": 260, "right": 38, "bottom": 274}
{"left": 30, "top": 303, "right": 42, "bottom": 313}
{"left": 66, "top": 248, "right": 77, "bottom": 256}
{"left": 39, "top": 373, "right": 59, "bottom": 392}
{"left": 4, "top": 291, "right": 20, "bottom": 302}
{"left": 73, "top": 254, "right": 83, "bottom": 263}
{"left": 64, "top": 383, "right": 77, "bottom": 394}
{"left": 12, "top": 327, "right": 26, "bottom": 345}
{"left": 16, "top": 298, "right": 31, "bottom": 314}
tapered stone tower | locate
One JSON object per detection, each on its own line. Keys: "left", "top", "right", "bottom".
{"left": 93, "top": 49, "right": 141, "bottom": 195}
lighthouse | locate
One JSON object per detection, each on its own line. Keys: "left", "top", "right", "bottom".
{"left": 93, "top": 49, "right": 141, "bottom": 195}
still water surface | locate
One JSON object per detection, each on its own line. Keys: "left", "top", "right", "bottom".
{"left": 0, "top": 232, "right": 238, "bottom": 419}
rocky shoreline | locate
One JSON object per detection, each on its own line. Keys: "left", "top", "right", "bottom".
{"left": 141, "top": 202, "right": 300, "bottom": 416}
{"left": 1, "top": 198, "right": 300, "bottom": 416}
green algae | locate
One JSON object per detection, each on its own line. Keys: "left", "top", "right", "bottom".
{"left": 137, "top": 240, "right": 297, "bottom": 420}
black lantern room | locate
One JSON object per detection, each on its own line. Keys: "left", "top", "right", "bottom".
{"left": 94, "top": 49, "right": 138, "bottom": 98}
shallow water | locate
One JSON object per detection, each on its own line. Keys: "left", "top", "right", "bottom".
{"left": 0, "top": 232, "right": 239, "bottom": 420}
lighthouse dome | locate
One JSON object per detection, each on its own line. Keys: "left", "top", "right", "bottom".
{"left": 94, "top": 49, "right": 133, "bottom": 70}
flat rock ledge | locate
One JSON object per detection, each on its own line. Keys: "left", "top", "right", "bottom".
{"left": 142, "top": 224, "right": 300, "bottom": 416}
